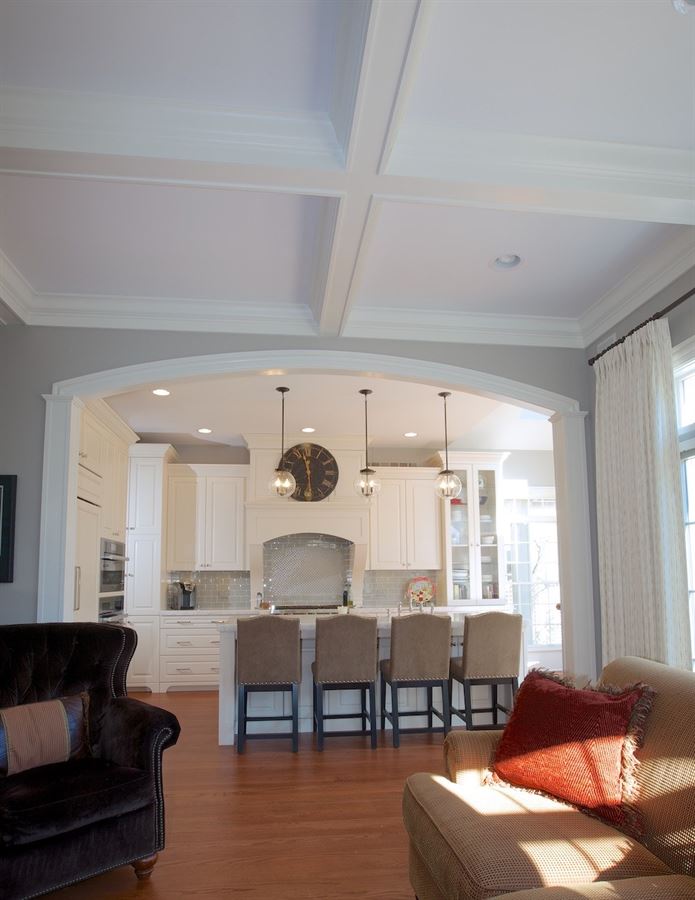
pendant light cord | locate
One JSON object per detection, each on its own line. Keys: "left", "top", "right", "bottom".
{"left": 281, "top": 390, "right": 285, "bottom": 460}
{"left": 439, "top": 391, "right": 451, "bottom": 471}
{"left": 364, "top": 392, "right": 369, "bottom": 471}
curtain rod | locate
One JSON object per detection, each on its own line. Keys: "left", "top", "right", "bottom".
{"left": 588, "top": 284, "right": 695, "bottom": 367}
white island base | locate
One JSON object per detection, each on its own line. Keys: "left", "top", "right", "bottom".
{"left": 217, "top": 611, "right": 513, "bottom": 745}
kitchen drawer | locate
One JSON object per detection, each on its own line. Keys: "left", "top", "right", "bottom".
{"left": 161, "top": 628, "right": 221, "bottom": 652}
{"left": 161, "top": 616, "right": 228, "bottom": 628}
{"left": 160, "top": 658, "right": 220, "bottom": 681}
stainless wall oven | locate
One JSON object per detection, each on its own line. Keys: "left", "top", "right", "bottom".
{"left": 98, "top": 593, "right": 124, "bottom": 623}
{"left": 99, "top": 539, "right": 126, "bottom": 594}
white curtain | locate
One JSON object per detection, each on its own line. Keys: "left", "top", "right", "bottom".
{"left": 595, "top": 318, "right": 691, "bottom": 669}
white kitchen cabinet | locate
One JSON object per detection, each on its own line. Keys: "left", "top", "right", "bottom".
{"left": 159, "top": 614, "right": 228, "bottom": 691}
{"left": 369, "top": 468, "right": 441, "bottom": 571}
{"left": 78, "top": 412, "right": 103, "bottom": 476}
{"left": 167, "top": 465, "right": 247, "bottom": 572}
{"left": 79, "top": 404, "right": 133, "bottom": 542}
{"left": 125, "top": 616, "right": 160, "bottom": 692}
{"left": 74, "top": 498, "right": 100, "bottom": 621}
{"left": 126, "top": 534, "right": 163, "bottom": 614}
{"left": 440, "top": 452, "right": 508, "bottom": 605}
{"left": 101, "top": 441, "right": 129, "bottom": 541}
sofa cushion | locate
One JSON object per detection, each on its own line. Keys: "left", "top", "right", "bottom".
{"left": 492, "top": 875, "right": 695, "bottom": 899}
{"left": 403, "top": 773, "right": 673, "bottom": 900}
{"left": 0, "top": 757, "right": 153, "bottom": 847}
{"left": 491, "top": 670, "right": 654, "bottom": 837}
{"left": 0, "top": 694, "right": 90, "bottom": 776}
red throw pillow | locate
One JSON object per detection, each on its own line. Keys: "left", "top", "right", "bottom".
{"left": 490, "top": 670, "right": 654, "bottom": 837}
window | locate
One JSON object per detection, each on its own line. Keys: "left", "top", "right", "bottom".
{"left": 674, "top": 341, "right": 695, "bottom": 670}
{"left": 504, "top": 483, "right": 561, "bottom": 649}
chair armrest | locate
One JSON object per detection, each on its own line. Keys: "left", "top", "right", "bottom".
{"left": 98, "top": 698, "right": 181, "bottom": 770}
{"left": 494, "top": 876, "right": 695, "bottom": 899}
{"left": 444, "top": 729, "right": 503, "bottom": 788}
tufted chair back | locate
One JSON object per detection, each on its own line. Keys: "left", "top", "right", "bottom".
{"left": 0, "top": 623, "right": 137, "bottom": 748}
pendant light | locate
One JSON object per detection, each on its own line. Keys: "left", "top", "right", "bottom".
{"left": 354, "top": 389, "right": 381, "bottom": 498}
{"left": 269, "top": 386, "right": 297, "bottom": 498}
{"left": 435, "top": 391, "right": 462, "bottom": 499}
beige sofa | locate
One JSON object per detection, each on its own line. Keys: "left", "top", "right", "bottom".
{"left": 403, "top": 657, "right": 695, "bottom": 899}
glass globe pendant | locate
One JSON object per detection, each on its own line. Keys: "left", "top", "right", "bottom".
{"left": 269, "top": 386, "right": 296, "bottom": 499}
{"left": 435, "top": 392, "right": 462, "bottom": 499}
{"left": 354, "top": 389, "right": 381, "bottom": 498}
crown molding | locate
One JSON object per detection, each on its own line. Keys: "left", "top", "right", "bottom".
{"left": 343, "top": 305, "right": 584, "bottom": 348}
{"left": 580, "top": 228, "right": 695, "bottom": 346}
{"left": 29, "top": 293, "right": 318, "bottom": 336}
{"left": 83, "top": 398, "right": 139, "bottom": 445}
{"left": 388, "top": 125, "right": 695, "bottom": 225}
{"left": 0, "top": 249, "right": 33, "bottom": 323}
{"left": 0, "top": 86, "right": 343, "bottom": 170}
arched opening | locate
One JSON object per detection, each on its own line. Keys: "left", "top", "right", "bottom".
{"left": 38, "top": 349, "right": 595, "bottom": 677}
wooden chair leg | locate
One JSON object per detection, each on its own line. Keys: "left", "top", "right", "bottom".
{"left": 380, "top": 673, "right": 386, "bottom": 730}
{"left": 312, "top": 680, "right": 317, "bottom": 732}
{"left": 463, "top": 681, "right": 473, "bottom": 731}
{"left": 361, "top": 686, "right": 368, "bottom": 733}
{"left": 441, "top": 679, "right": 451, "bottom": 734}
{"left": 132, "top": 852, "right": 158, "bottom": 880}
{"left": 368, "top": 682, "right": 377, "bottom": 749}
{"left": 426, "top": 685, "right": 433, "bottom": 729}
{"left": 491, "top": 683, "right": 499, "bottom": 725}
{"left": 391, "top": 682, "right": 400, "bottom": 748}
{"left": 316, "top": 683, "right": 324, "bottom": 751}
{"left": 291, "top": 683, "right": 299, "bottom": 753}
{"left": 237, "top": 684, "right": 246, "bottom": 753}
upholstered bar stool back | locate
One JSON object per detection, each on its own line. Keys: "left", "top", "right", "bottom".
{"left": 313, "top": 615, "right": 378, "bottom": 750}
{"left": 450, "top": 611, "right": 523, "bottom": 730}
{"left": 236, "top": 616, "right": 301, "bottom": 753}
{"left": 380, "top": 614, "right": 452, "bottom": 747}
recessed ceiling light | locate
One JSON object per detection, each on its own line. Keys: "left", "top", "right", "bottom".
{"left": 493, "top": 254, "right": 522, "bottom": 270}
{"left": 197, "top": 427, "right": 212, "bottom": 434}
{"left": 152, "top": 388, "right": 170, "bottom": 396}
{"left": 301, "top": 427, "right": 316, "bottom": 433}
{"left": 404, "top": 432, "right": 418, "bottom": 438}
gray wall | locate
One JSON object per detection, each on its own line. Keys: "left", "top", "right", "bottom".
{"left": 0, "top": 325, "right": 593, "bottom": 623}
{"left": 504, "top": 450, "right": 555, "bottom": 486}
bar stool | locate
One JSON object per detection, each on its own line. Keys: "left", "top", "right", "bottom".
{"left": 449, "top": 611, "right": 523, "bottom": 730}
{"left": 312, "top": 614, "right": 378, "bottom": 751}
{"left": 380, "top": 614, "right": 451, "bottom": 748}
{"left": 236, "top": 615, "right": 301, "bottom": 753}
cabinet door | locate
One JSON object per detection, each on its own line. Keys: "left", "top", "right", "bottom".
{"left": 204, "top": 476, "right": 245, "bottom": 570}
{"left": 100, "top": 440, "right": 115, "bottom": 538}
{"left": 475, "top": 467, "right": 502, "bottom": 602}
{"left": 369, "top": 479, "right": 406, "bottom": 569}
{"left": 127, "top": 458, "right": 163, "bottom": 534}
{"left": 406, "top": 479, "right": 442, "bottom": 570}
{"left": 167, "top": 476, "right": 198, "bottom": 570}
{"left": 74, "top": 499, "right": 100, "bottom": 622}
{"left": 112, "top": 445, "right": 128, "bottom": 540}
{"left": 79, "top": 414, "right": 102, "bottom": 476}
{"left": 126, "top": 535, "right": 162, "bottom": 613}
{"left": 125, "top": 616, "right": 159, "bottom": 690}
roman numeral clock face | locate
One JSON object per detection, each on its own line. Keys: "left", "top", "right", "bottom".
{"left": 280, "top": 443, "right": 339, "bottom": 502}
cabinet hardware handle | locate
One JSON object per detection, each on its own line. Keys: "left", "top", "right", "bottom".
{"left": 74, "top": 566, "right": 81, "bottom": 611}
{"left": 126, "top": 573, "right": 134, "bottom": 578}
{"left": 176, "top": 641, "right": 193, "bottom": 646}
{"left": 176, "top": 620, "right": 192, "bottom": 624}
{"left": 211, "top": 620, "right": 225, "bottom": 624}
{"left": 176, "top": 667, "right": 192, "bottom": 672}
{"left": 210, "top": 639, "right": 220, "bottom": 644}
{"left": 211, "top": 667, "right": 219, "bottom": 673}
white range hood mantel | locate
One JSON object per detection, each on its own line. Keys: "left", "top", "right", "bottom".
{"left": 244, "top": 434, "right": 369, "bottom": 605}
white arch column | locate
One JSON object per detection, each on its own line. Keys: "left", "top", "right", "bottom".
{"left": 551, "top": 410, "right": 597, "bottom": 679}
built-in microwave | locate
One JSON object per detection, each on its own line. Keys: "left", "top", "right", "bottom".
{"left": 98, "top": 593, "right": 124, "bottom": 623}
{"left": 99, "top": 539, "right": 126, "bottom": 594}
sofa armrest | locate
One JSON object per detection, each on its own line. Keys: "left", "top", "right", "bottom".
{"left": 494, "top": 876, "right": 695, "bottom": 899}
{"left": 444, "top": 729, "right": 503, "bottom": 788}
{"left": 98, "top": 698, "right": 181, "bottom": 771}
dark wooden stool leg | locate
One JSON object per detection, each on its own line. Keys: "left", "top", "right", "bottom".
{"left": 427, "top": 685, "right": 433, "bottom": 729}
{"left": 312, "top": 680, "right": 317, "bottom": 732}
{"left": 291, "top": 683, "right": 299, "bottom": 753}
{"left": 491, "top": 683, "right": 499, "bottom": 725}
{"left": 391, "top": 682, "right": 400, "bottom": 748}
{"left": 380, "top": 673, "right": 386, "bottom": 730}
{"left": 368, "top": 682, "right": 377, "bottom": 749}
{"left": 316, "top": 683, "right": 324, "bottom": 751}
{"left": 361, "top": 686, "right": 368, "bottom": 733}
{"left": 132, "top": 853, "right": 158, "bottom": 880}
{"left": 441, "top": 679, "right": 451, "bottom": 734}
{"left": 237, "top": 684, "right": 246, "bottom": 753}
{"left": 463, "top": 681, "right": 473, "bottom": 731}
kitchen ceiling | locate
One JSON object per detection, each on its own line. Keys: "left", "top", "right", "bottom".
{"left": 106, "top": 373, "right": 553, "bottom": 452}
{"left": 0, "top": 0, "right": 693, "bottom": 344}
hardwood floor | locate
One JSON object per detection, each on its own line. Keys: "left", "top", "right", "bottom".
{"left": 49, "top": 690, "right": 449, "bottom": 899}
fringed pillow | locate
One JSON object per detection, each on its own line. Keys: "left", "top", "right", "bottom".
{"left": 0, "top": 694, "right": 90, "bottom": 777}
{"left": 489, "top": 670, "right": 654, "bottom": 837}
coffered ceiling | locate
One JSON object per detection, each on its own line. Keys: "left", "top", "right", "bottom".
{"left": 0, "top": 0, "right": 693, "bottom": 345}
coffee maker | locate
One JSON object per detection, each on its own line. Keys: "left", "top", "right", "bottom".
{"left": 177, "top": 578, "right": 197, "bottom": 610}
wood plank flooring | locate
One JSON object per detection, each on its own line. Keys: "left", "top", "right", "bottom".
{"left": 48, "top": 691, "right": 450, "bottom": 899}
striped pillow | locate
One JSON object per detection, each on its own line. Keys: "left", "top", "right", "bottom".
{"left": 0, "top": 694, "right": 90, "bottom": 777}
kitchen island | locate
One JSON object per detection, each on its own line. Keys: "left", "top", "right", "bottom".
{"left": 217, "top": 609, "right": 513, "bottom": 745}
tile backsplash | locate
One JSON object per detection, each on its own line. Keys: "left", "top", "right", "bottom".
{"left": 263, "top": 533, "right": 354, "bottom": 606}
{"left": 167, "top": 571, "right": 250, "bottom": 609}
{"left": 362, "top": 570, "right": 441, "bottom": 608}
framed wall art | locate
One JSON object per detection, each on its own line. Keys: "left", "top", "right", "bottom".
{"left": 0, "top": 476, "right": 17, "bottom": 583}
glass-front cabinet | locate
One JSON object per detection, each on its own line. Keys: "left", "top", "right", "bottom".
{"left": 440, "top": 452, "right": 508, "bottom": 605}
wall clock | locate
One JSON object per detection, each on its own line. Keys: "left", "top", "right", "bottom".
{"left": 280, "top": 443, "right": 339, "bottom": 502}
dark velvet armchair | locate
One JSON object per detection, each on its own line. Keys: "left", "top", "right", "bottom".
{"left": 0, "top": 623, "right": 181, "bottom": 900}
